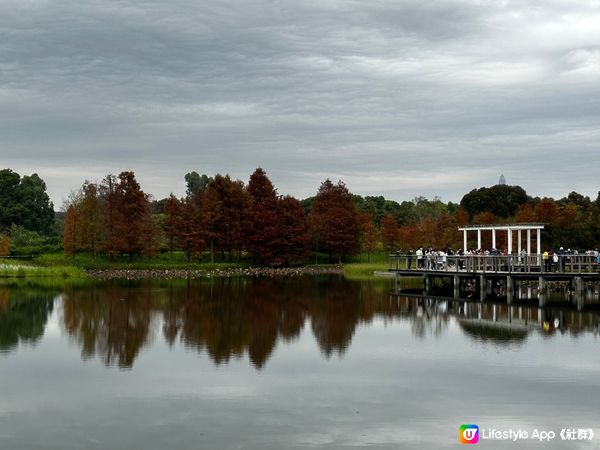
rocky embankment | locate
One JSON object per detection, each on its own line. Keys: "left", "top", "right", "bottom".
{"left": 86, "top": 266, "right": 344, "bottom": 280}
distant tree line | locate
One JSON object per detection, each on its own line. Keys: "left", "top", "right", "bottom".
{"left": 2, "top": 166, "right": 600, "bottom": 259}
{"left": 61, "top": 168, "right": 365, "bottom": 264}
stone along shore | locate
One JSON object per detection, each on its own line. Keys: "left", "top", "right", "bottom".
{"left": 87, "top": 266, "right": 344, "bottom": 280}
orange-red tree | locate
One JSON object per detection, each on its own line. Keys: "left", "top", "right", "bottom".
{"left": 78, "top": 182, "right": 103, "bottom": 258}
{"left": 203, "top": 174, "right": 251, "bottom": 261}
{"left": 398, "top": 223, "right": 419, "bottom": 250}
{"left": 177, "top": 194, "right": 206, "bottom": 262}
{"left": 99, "top": 174, "right": 123, "bottom": 257}
{"left": 0, "top": 235, "right": 9, "bottom": 257}
{"left": 246, "top": 168, "right": 281, "bottom": 265}
{"left": 358, "top": 212, "right": 378, "bottom": 262}
{"left": 163, "top": 194, "right": 182, "bottom": 257}
{"left": 515, "top": 204, "right": 536, "bottom": 222}
{"left": 63, "top": 205, "right": 79, "bottom": 257}
{"left": 380, "top": 213, "right": 399, "bottom": 252}
{"left": 455, "top": 207, "right": 469, "bottom": 227}
{"left": 277, "top": 196, "right": 311, "bottom": 265}
{"left": 99, "top": 171, "right": 159, "bottom": 258}
{"left": 535, "top": 198, "right": 558, "bottom": 223}
{"left": 310, "top": 179, "right": 359, "bottom": 262}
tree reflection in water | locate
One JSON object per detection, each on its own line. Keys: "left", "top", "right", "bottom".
{"left": 59, "top": 277, "right": 387, "bottom": 369}
{"left": 0, "top": 286, "right": 57, "bottom": 354}
{"left": 62, "top": 282, "right": 155, "bottom": 368}
{"left": 3, "top": 277, "right": 597, "bottom": 370}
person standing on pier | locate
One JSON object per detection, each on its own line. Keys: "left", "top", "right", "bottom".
{"left": 557, "top": 247, "right": 565, "bottom": 272}
{"left": 543, "top": 250, "right": 550, "bottom": 272}
{"left": 416, "top": 247, "right": 423, "bottom": 269}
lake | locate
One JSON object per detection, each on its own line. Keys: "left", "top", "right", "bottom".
{"left": 1, "top": 276, "right": 599, "bottom": 449}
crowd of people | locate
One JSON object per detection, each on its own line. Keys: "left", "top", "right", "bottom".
{"left": 397, "top": 247, "right": 600, "bottom": 272}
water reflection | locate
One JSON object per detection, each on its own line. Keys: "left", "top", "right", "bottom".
{"left": 0, "top": 287, "right": 56, "bottom": 354}
{"left": 60, "top": 277, "right": 387, "bottom": 369}
{"left": 389, "top": 294, "right": 600, "bottom": 345}
{"left": 62, "top": 284, "right": 154, "bottom": 368}
{"left": 1, "top": 277, "right": 599, "bottom": 369}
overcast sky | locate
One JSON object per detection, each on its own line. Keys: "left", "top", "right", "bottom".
{"left": 1, "top": 0, "right": 599, "bottom": 207}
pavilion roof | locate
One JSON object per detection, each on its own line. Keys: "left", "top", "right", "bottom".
{"left": 458, "top": 223, "right": 545, "bottom": 231}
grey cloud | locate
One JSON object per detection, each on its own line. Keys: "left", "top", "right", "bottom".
{"left": 1, "top": 0, "right": 599, "bottom": 206}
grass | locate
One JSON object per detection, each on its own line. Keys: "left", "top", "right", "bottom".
{"left": 1, "top": 251, "right": 397, "bottom": 280}
{"left": 343, "top": 262, "right": 389, "bottom": 280}
{"left": 346, "top": 252, "right": 390, "bottom": 264}
{"left": 0, "top": 260, "right": 86, "bottom": 279}
{"left": 343, "top": 252, "right": 412, "bottom": 279}
{"left": 33, "top": 252, "right": 251, "bottom": 271}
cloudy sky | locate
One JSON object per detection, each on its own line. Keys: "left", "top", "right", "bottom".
{"left": 1, "top": 0, "right": 599, "bottom": 206}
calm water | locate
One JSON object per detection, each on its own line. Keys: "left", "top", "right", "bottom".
{"left": 1, "top": 276, "right": 599, "bottom": 449}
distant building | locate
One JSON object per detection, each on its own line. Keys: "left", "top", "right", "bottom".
{"left": 498, "top": 174, "right": 506, "bottom": 185}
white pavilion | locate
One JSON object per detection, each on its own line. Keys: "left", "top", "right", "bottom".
{"left": 458, "top": 223, "right": 544, "bottom": 255}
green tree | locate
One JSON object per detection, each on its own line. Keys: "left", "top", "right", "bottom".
{"left": 0, "top": 169, "right": 23, "bottom": 231}
{"left": 184, "top": 172, "right": 213, "bottom": 198}
{"left": 9, "top": 225, "right": 57, "bottom": 255}
{"left": 460, "top": 185, "right": 529, "bottom": 219}
{"left": 0, "top": 169, "right": 54, "bottom": 234}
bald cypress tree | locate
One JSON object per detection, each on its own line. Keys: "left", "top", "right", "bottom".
{"left": 203, "top": 175, "right": 250, "bottom": 261}
{"left": 246, "top": 168, "right": 281, "bottom": 265}
{"left": 310, "top": 179, "right": 360, "bottom": 262}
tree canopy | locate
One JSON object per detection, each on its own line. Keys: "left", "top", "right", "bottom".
{"left": 0, "top": 169, "right": 54, "bottom": 234}
{"left": 184, "top": 171, "right": 213, "bottom": 198}
{"left": 460, "top": 184, "right": 529, "bottom": 219}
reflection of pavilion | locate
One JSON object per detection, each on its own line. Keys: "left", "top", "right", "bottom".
{"left": 389, "top": 293, "right": 600, "bottom": 342}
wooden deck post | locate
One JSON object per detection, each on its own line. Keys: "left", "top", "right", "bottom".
{"left": 479, "top": 275, "right": 487, "bottom": 301}
{"left": 574, "top": 276, "right": 584, "bottom": 311}
{"left": 506, "top": 275, "right": 513, "bottom": 304}
{"left": 454, "top": 274, "right": 460, "bottom": 299}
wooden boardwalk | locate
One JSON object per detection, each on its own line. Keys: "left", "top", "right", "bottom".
{"left": 388, "top": 254, "right": 600, "bottom": 310}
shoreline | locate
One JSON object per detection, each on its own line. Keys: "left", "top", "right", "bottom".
{"left": 86, "top": 265, "right": 345, "bottom": 280}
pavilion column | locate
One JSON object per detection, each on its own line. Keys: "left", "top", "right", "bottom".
{"left": 463, "top": 230, "right": 467, "bottom": 252}
{"left": 518, "top": 230, "right": 522, "bottom": 253}
{"left": 492, "top": 229, "right": 496, "bottom": 249}
{"left": 477, "top": 230, "right": 482, "bottom": 250}
{"left": 536, "top": 228, "right": 541, "bottom": 254}
{"left": 507, "top": 228, "right": 512, "bottom": 254}
{"left": 527, "top": 229, "right": 531, "bottom": 255}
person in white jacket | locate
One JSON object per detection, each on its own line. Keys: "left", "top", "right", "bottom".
{"left": 416, "top": 247, "right": 423, "bottom": 269}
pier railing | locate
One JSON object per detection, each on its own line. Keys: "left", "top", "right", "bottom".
{"left": 389, "top": 254, "right": 599, "bottom": 274}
